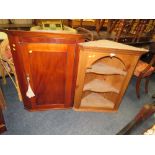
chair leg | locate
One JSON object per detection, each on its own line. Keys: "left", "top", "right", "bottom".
{"left": 14, "top": 72, "right": 22, "bottom": 102}
{"left": 0, "top": 61, "right": 6, "bottom": 84}
{"left": 145, "top": 76, "right": 150, "bottom": 94}
{"left": 136, "top": 77, "right": 141, "bottom": 99}
{"left": 9, "top": 63, "right": 22, "bottom": 102}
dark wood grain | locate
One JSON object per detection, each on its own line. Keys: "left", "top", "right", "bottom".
{"left": 117, "top": 102, "right": 155, "bottom": 135}
{"left": 3, "top": 30, "right": 84, "bottom": 111}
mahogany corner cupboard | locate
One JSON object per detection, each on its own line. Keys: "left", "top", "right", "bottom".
{"left": 5, "top": 30, "right": 84, "bottom": 111}
{"left": 5, "top": 30, "right": 148, "bottom": 112}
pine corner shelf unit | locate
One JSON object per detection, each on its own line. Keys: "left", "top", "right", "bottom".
{"left": 74, "top": 40, "right": 148, "bottom": 112}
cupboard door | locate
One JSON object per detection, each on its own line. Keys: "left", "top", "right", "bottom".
{"left": 20, "top": 43, "right": 76, "bottom": 110}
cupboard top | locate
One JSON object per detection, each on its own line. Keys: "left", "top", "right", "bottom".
{"left": 0, "top": 29, "right": 84, "bottom": 42}
{"left": 79, "top": 40, "right": 148, "bottom": 52}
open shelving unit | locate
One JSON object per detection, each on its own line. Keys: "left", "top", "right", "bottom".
{"left": 80, "top": 57, "right": 126, "bottom": 111}
{"left": 81, "top": 92, "right": 115, "bottom": 109}
{"left": 74, "top": 40, "right": 148, "bottom": 112}
{"left": 83, "top": 79, "right": 119, "bottom": 93}
{"left": 86, "top": 62, "right": 127, "bottom": 75}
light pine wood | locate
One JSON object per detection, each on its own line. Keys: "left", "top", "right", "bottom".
{"left": 84, "top": 73, "right": 125, "bottom": 92}
{"left": 74, "top": 51, "right": 127, "bottom": 109}
{"left": 73, "top": 49, "right": 88, "bottom": 109}
{"left": 86, "top": 62, "right": 127, "bottom": 75}
{"left": 74, "top": 39, "right": 148, "bottom": 112}
{"left": 83, "top": 79, "right": 119, "bottom": 93}
{"left": 81, "top": 92, "right": 114, "bottom": 108}
{"left": 79, "top": 40, "right": 148, "bottom": 52}
{"left": 0, "top": 88, "right": 6, "bottom": 109}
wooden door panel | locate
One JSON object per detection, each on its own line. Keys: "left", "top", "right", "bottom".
{"left": 20, "top": 43, "right": 76, "bottom": 109}
{"left": 29, "top": 51, "right": 66, "bottom": 105}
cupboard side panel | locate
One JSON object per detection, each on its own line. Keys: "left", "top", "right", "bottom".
{"left": 8, "top": 35, "right": 32, "bottom": 109}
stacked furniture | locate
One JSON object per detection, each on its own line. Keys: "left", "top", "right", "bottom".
{"left": 0, "top": 19, "right": 33, "bottom": 30}
{"left": 3, "top": 30, "right": 148, "bottom": 112}
{"left": 108, "top": 19, "right": 155, "bottom": 44}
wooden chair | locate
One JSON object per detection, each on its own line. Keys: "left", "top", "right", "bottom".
{"left": 134, "top": 54, "right": 155, "bottom": 98}
{"left": 95, "top": 19, "right": 106, "bottom": 34}
{"left": 75, "top": 19, "right": 96, "bottom": 41}
{"left": 0, "top": 38, "right": 22, "bottom": 101}
{"left": 76, "top": 27, "right": 94, "bottom": 41}
{"left": 80, "top": 19, "right": 106, "bottom": 35}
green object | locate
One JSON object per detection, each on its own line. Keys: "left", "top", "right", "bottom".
{"left": 30, "top": 25, "right": 77, "bottom": 34}
{"left": 0, "top": 32, "right": 8, "bottom": 40}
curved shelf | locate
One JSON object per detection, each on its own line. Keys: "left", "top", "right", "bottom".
{"left": 81, "top": 93, "right": 114, "bottom": 108}
{"left": 86, "top": 62, "right": 127, "bottom": 76}
{"left": 83, "top": 79, "right": 119, "bottom": 93}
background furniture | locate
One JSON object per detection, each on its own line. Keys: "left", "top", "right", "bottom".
{"left": 30, "top": 23, "right": 77, "bottom": 34}
{"left": 117, "top": 102, "right": 155, "bottom": 135}
{"left": 0, "top": 87, "right": 6, "bottom": 108}
{"left": 4, "top": 30, "right": 84, "bottom": 111}
{"left": 67, "top": 19, "right": 96, "bottom": 29}
{"left": 0, "top": 31, "right": 8, "bottom": 40}
{"left": 134, "top": 55, "right": 155, "bottom": 98}
{"left": 144, "top": 124, "right": 155, "bottom": 135}
{"left": 0, "top": 24, "right": 33, "bottom": 30}
{"left": 133, "top": 41, "right": 155, "bottom": 98}
{"left": 74, "top": 40, "right": 148, "bottom": 112}
{"left": 0, "top": 19, "right": 34, "bottom": 30}
{"left": 31, "top": 20, "right": 94, "bottom": 41}
{"left": 108, "top": 19, "right": 155, "bottom": 44}
{"left": 76, "top": 27, "right": 94, "bottom": 41}
{"left": 0, "top": 108, "right": 6, "bottom": 134}
{"left": 66, "top": 19, "right": 107, "bottom": 40}
{"left": 0, "top": 88, "right": 6, "bottom": 134}
{"left": 0, "top": 38, "right": 22, "bottom": 101}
